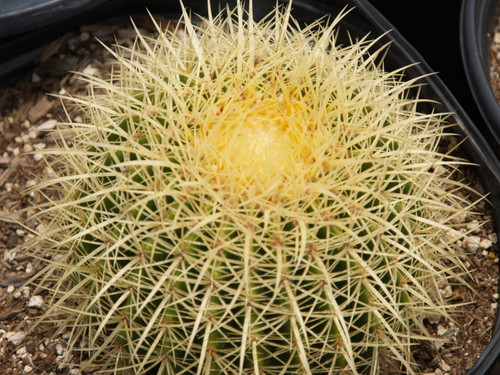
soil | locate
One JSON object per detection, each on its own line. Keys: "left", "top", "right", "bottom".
{"left": 0, "top": 15, "right": 498, "bottom": 375}
{"left": 491, "top": 17, "right": 500, "bottom": 103}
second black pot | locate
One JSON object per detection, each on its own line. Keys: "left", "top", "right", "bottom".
{"left": 461, "top": 0, "right": 500, "bottom": 153}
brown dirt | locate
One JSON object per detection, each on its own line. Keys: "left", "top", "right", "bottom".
{"left": 490, "top": 17, "right": 500, "bottom": 103}
{"left": 0, "top": 15, "right": 498, "bottom": 375}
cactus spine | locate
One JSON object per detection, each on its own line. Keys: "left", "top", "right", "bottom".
{"left": 31, "top": 1, "right": 479, "bottom": 374}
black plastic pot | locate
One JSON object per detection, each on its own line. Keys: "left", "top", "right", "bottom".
{"left": 461, "top": 0, "right": 500, "bottom": 153}
{"left": 1, "top": 0, "right": 500, "bottom": 373}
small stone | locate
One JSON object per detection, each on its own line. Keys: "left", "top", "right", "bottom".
{"left": 22, "top": 286, "right": 31, "bottom": 299}
{"left": 466, "top": 221, "right": 481, "bottom": 234}
{"left": 6, "top": 331, "right": 26, "bottom": 346}
{"left": 452, "top": 213, "right": 467, "bottom": 224}
{"left": 32, "top": 72, "right": 41, "bottom": 83}
{"left": 82, "top": 64, "right": 100, "bottom": 77}
{"left": 33, "top": 153, "right": 44, "bottom": 161}
{"left": 440, "top": 360, "right": 452, "bottom": 372}
{"left": 436, "top": 324, "right": 458, "bottom": 340}
{"left": 440, "top": 285, "right": 452, "bottom": 299}
{"left": 445, "top": 229, "right": 462, "bottom": 242}
{"left": 480, "top": 239, "right": 493, "bottom": 250}
{"left": 80, "top": 31, "right": 91, "bottom": 41}
{"left": 56, "top": 343, "right": 65, "bottom": 355}
{"left": 463, "top": 236, "right": 481, "bottom": 252}
{"left": 0, "top": 155, "right": 11, "bottom": 166}
{"left": 28, "top": 95, "right": 53, "bottom": 122}
{"left": 6, "top": 285, "right": 15, "bottom": 294}
{"left": 436, "top": 324, "right": 447, "bottom": 336}
{"left": 28, "top": 295, "right": 44, "bottom": 308}
{"left": 34, "top": 119, "right": 58, "bottom": 137}
{"left": 25, "top": 179, "right": 38, "bottom": 189}
{"left": 426, "top": 314, "right": 442, "bottom": 325}
{"left": 25, "top": 262, "right": 33, "bottom": 274}
{"left": 16, "top": 346, "right": 27, "bottom": 357}
{"left": 24, "top": 365, "right": 33, "bottom": 373}
{"left": 33, "top": 142, "right": 46, "bottom": 150}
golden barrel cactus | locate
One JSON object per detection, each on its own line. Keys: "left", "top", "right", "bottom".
{"left": 31, "top": 2, "right": 479, "bottom": 374}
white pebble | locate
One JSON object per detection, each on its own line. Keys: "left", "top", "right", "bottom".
{"left": 466, "top": 221, "right": 481, "bottom": 234}
{"left": 33, "top": 153, "right": 44, "bottom": 161}
{"left": 494, "top": 32, "right": 500, "bottom": 44}
{"left": 28, "top": 295, "right": 44, "bottom": 308}
{"left": 82, "top": 64, "right": 100, "bottom": 77}
{"left": 452, "top": 213, "right": 467, "bottom": 224}
{"left": 463, "top": 236, "right": 481, "bottom": 252}
{"left": 6, "top": 285, "right": 15, "bottom": 294}
{"left": 479, "top": 239, "right": 493, "bottom": 250}
{"left": 440, "top": 285, "right": 452, "bottom": 299}
{"left": 6, "top": 331, "right": 26, "bottom": 346}
{"left": 440, "top": 360, "right": 452, "bottom": 372}
{"left": 22, "top": 286, "right": 31, "bottom": 299}
{"left": 24, "top": 365, "right": 33, "bottom": 373}
{"left": 35, "top": 119, "right": 58, "bottom": 135}
{"left": 16, "top": 346, "right": 27, "bottom": 357}
{"left": 25, "top": 262, "right": 33, "bottom": 274}
{"left": 12, "top": 290, "right": 22, "bottom": 299}
{"left": 25, "top": 179, "right": 38, "bottom": 188}
{"left": 445, "top": 229, "right": 462, "bottom": 242}
{"left": 56, "top": 343, "right": 66, "bottom": 355}
{"left": 33, "top": 142, "right": 46, "bottom": 150}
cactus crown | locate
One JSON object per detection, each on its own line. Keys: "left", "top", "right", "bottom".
{"left": 30, "top": 1, "right": 479, "bottom": 374}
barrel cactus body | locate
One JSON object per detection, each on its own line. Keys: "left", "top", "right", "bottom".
{"left": 32, "top": 2, "right": 477, "bottom": 374}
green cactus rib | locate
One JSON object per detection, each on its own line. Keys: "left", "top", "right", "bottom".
{"left": 29, "top": 2, "right": 482, "bottom": 374}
